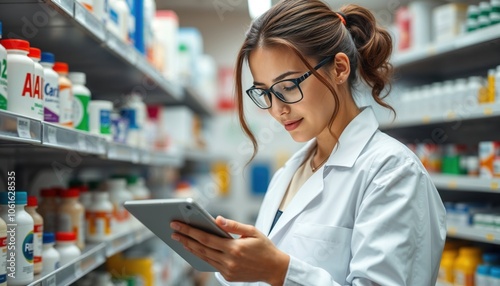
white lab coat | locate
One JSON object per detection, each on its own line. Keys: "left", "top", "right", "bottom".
{"left": 216, "top": 107, "right": 447, "bottom": 286}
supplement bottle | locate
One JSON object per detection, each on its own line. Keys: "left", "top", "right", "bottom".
{"left": 38, "top": 187, "right": 58, "bottom": 233}
{"left": 41, "top": 232, "right": 59, "bottom": 276}
{"left": 27, "top": 47, "right": 44, "bottom": 119}
{"left": 69, "top": 72, "right": 90, "bottom": 132}
{"left": 0, "top": 39, "right": 39, "bottom": 119}
{"left": 0, "top": 216, "right": 6, "bottom": 286}
{"left": 58, "top": 188, "right": 85, "bottom": 250}
{"left": 491, "top": 266, "right": 500, "bottom": 285}
{"left": 89, "top": 100, "right": 113, "bottom": 140}
{"left": 40, "top": 52, "right": 60, "bottom": 123}
{"left": 0, "top": 21, "right": 7, "bottom": 110}
{"left": 0, "top": 191, "right": 34, "bottom": 285}
{"left": 127, "top": 175, "right": 149, "bottom": 200}
{"left": 475, "top": 264, "right": 491, "bottom": 286}
{"left": 87, "top": 192, "right": 114, "bottom": 242}
{"left": 53, "top": 62, "right": 73, "bottom": 128}
{"left": 454, "top": 247, "right": 482, "bottom": 286}
{"left": 107, "top": 178, "right": 133, "bottom": 229}
{"left": 439, "top": 249, "right": 458, "bottom": 283}
{"left": 54, "top": 232, "right": 81, "bottom": 266}
{"left": 25, "top": 196, "right": 43, "bottom": 275}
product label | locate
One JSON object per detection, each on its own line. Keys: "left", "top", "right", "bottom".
{"left": 0, "top": 57, "right": 7, "bottom": 110}
{"left": 78, "top": 212, "right": 84, "bottom": 247}
{"left": 100, "top": 110, "right": 111, "bottom": 135}
{"left": 33, "top": 69, "right": 44, "bottom": 119}
{"left": 22, "top": 232, "right": 34, "bottom": 263}
{"left": 121, "top": 108, "right": 138, "bottom": 129}
{"left": 43, "top": 73, "right": 60, "bottom": 123}
{"left": 59, "top": 85, "right": 73, "bottom": 127}
{"left": 90, "top": 211, "right": 113, "bottom": 236}
{"left": 73, "top": 93, "right": 90, "bottom": 131}
{"left": 453, "top": 271, "right": 473, "bottom": 286}
{"left": 34, "top": 224, "right": 43, "bottom": 264}
{"left": 109, "top": 7, "right": 119, "bottom": 25}
{"left": 0, "top": 234, "right": 7, "bottom": 284}
{"left": 7, "top": 58, "right": 44, "bottom": 120}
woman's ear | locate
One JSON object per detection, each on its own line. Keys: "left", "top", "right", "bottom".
{"left": 332, "top": 53, "right": 350, "bottom": 84}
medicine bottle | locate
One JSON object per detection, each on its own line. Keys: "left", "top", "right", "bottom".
{"left": 40, "top": 52, "right": 60, "bottom": 123}
{"left": 0, "top": 191, "right": 34, "bottom": 285}
{"left": 27, "top": 47, "right": 44, "bottom": 119}
{"left": 107, "top": 178, "right": 133, "bottom": 228}
{"left": 0, "top": 39, "right": 38, "bottom": 119}
{"left": 55, "top": 232, "right": 81, "bottom": 266}
{"left": 87, "top": 192, "right": 114, "bottom": 242}
{"left": 41, "top": 232, "right": 60, "bottom": 275}
{"left": 0, "top": 21, "right": 7, "bottom": 111}
{"left": 454, "top": 247, "right": 482, "bottom": 286}
{"left": 0, "top": 216, "right": 6, "bottom": 286}
{"left": 439, "top": 249, "right": 457, "bottom": 283}
{"left": 58, "top": 188, "right": 85, "bottom": 250}
{"left": 69, "top": 72, "right": 91, "bottom": 131}
{"left": 53, "top": 62, "right": 73, "bottom": 128}
{"left": 25, "top": 195, "right": 43, "bottom": 275}
{"left": 38, "top": 188, "right": 58, "bottom": 233}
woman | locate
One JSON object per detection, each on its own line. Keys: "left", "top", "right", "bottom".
{"left": 170, "top": 0, "right": 446, "bottom": 285}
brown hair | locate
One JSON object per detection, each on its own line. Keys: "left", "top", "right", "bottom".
{"left": 235, "top": 0, "right": 394, "bottom": 160}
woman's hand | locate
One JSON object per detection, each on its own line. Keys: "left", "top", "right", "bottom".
{"left": 170, "top": 216, "right": 289, "bottom": 285}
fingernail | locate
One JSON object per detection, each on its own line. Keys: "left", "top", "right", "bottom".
{"left": 170, "top": 222, "right": 180, "bottom": 230}
{"left": 171, "top": 234, "right": 179, "bottom": 241}
{"left": 219, "top": 216, "right": 227, "bottom": 226}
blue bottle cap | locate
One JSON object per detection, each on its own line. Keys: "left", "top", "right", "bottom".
{"left": 41, "top": 52, "right": 55, "bottom": 64}
{"left": 0, "top": 191, "right": 28, "bottom": 205}
{"left": 43, "top": 232, "right": 55, "bottom": 244}
{"left": 491, "top": 266, "right": 500, "bottom": 278}
{"left": 477, "top": 264, "right": 491, "bottom": 275}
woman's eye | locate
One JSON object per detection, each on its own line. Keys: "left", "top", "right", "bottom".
{"left": 281, "top": 83, "right": 297, "bottom": 91}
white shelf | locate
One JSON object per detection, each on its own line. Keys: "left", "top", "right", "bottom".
{"left": 431, "top": 174, "right": 500, "bottom": 193}
{"left": 42, "top": 123, "right": 107, "bottom": 155}
{"left": 447, "top": 224, "right": 500, "bottom": 245}
{"left": 28, "top": 224, "right": 154, "bottom": 286}
{"left": 0, "top": 110, "right": 42, "bottom": 145}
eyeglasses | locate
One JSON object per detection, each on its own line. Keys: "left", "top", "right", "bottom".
{"left": 246, "top": 56, "right": 333, "bottom": 109}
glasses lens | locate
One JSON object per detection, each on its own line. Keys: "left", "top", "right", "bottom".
{"left": 272, "top": 80, "right": 302, "bottom": 103}
{"left": 248, "top": 89, "right": 271, "bottom": 109}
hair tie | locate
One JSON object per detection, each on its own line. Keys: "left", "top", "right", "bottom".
{"left": 336, "top": 12, "right": 347, "bottom": 26}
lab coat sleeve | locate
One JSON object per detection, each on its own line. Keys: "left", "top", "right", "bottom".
{"left": 283, "top": 157, "right": 446, "bottom": 286}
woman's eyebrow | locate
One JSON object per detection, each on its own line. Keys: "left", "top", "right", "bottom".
{"left": 253, "top": 71, "right": 301, "bottom": 86}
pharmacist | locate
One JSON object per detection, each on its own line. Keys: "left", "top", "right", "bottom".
{"left": 170, "top": 0, "right": 446, "bottom": 285}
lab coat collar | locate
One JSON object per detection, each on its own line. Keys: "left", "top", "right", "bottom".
{"left": 325, "top": 106, "right": 379, "bottom": 168}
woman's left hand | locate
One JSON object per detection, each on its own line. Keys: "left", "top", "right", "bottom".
{"left": 170, "top": 216, "right": 289, "bottom": 285}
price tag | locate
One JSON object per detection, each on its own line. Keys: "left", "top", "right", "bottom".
{"left": 447, "top": 180, "right": 458, "bottom": 189}
{"left": 486, "top": 233, "right": 496, "bottom": 241}
{"left": 491, "top": 181, "right": 499, "bottom": 190}
{"left": 422, "top": 116, "right": 431, "bottom": 124}
{"left": 17, "top": 118, "right": 31, "bottom": 139}
{"left": 47, "top": 126, "right": 57, "bottom": 143}
{"left": 448, "top": 227, "right": 457, "bottom": 235}
{"left": 427, "top": 46, "right": 437, "bottom": 56}
{"left": 42, "top": 275, "right": 56, "bottom": 286}
{"left": 77, "top": 133, "right": 87, "bottom": 151}
{"left": 484, "top": 107, "right": 494, "bottom": 116}
{"left": 447, "top": 112, "right": 456, "bottom": 120}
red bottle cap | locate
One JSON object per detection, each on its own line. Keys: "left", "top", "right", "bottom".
{"left": 27, "top": 195, "right": 38, "bottom": 207}
{"left": 56, "top": 232, "right": 76, "bottom": 242}
{"left": 60, "top": 188, "right": 80, "bottom": 198}
{"left": 28, "top": 47, "right": 41, "bottom": 60}
{"left": 0, "top": 39, "right": 30, "bottom": 52}
{"left": 53, "top": 62, "right": 69, "bottom": 73}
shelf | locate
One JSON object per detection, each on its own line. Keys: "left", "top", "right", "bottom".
{"left": 431, "top": 174, "right": 500, "bottom": 193}
{"left": 0, "top": 110, "right": 42, "bottom": 145}
{"left": 107, "top": 142, "right": 142, "bottom": 163}
{"left": 392, "top": 23, "right": 500, "bottom": 79}
{"left": 142, "top": 150, "right": 184, "bottom": 167}
{"left": 447, "top": 224, "right": 500, "bottom": 245}
{"left": 28, "top": 224, "right": 154, "bottom": 286}
{"left": 182, "top": 87, "right": 215, "bottom": 117}
{"left": 42, "top": 123, "right": 107, "bottom": 155}
{"left": 0, "top": 0, "right": 182, "bottom": 104}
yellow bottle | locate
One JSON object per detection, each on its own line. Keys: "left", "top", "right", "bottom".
{"left": 488, "top": 69, "right": 496, "bottom": 103}
{"left": 439, "top": 250, "right": 458, "bottom": 283}
{"left": 454, "top": 247, "right": 482, "bottom": 286}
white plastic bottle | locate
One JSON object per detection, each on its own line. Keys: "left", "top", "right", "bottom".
{"left": 28, "top": 47, "right": 45, "bottom": 120}
{"left": 41, "top": 232, "right": 60, "bottom": 275}
{"left": 89, "top": 100, "right": 113, "bottom": 140}
{"left": 57, "top": 188, "right": 85, "bottom": 250}
{"left": 107, "top": 178, "right": 133, "bottom": 230}
{"left": 87, "top": 192, "right": 114, "bottom": 242}
{"left": 69, "top": 72, "right": 91, "bottom": 132}
{"left": 53, "top": 62, "right": 73, "bottom": 128}
{"left": 127, "top": 175, "right": 149, "bottom": 200}
{"left": 0, "top": 21, "right": 7, "bottom": 111}
{"left": 25, "top": 196, "right": 43, "bottom": 275}
{"left": 107, "top": 0, "right": 130, "bottom": 42}
{"left": 0, "top": 192, "right": 34, "bottom": 285}
{"left": 0, "top": 216, "right": 7, "bottom": 286}
{"left": 121, "top": 94, "right": 146, "bottom": 147}
{"left": 468, "top": 76, "right": 484, "bottom": 106}
{"left": 40, "top": 52, "right": 60, "bottom": 123}
{"left": 54, "top": 232, "right": 81, "bottom": 266}
{"left": 479, "top": 2, "right": 492, "bottom": 28}
{"left": 453, "top": 78, "right": 468, "bottom": 112}
{"left": 0, "top": 39, "right": 40, "bottom": 120}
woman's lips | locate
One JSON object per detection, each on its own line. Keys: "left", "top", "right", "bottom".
{"left": 284, "top": 118, "right": 303, "bottom": 131}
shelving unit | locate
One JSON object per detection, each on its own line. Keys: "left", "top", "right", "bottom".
{"left": 27, "top": 223, "right": 155, "bottom": 286}
{"left": 430, "top": 174, "right": 500, "bottom": 193}
{"left": 447, "top": 225, "right": 500, "bottom": 245}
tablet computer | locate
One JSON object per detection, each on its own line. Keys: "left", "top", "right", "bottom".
{"left": 123, "top": 198, "right": 232, "bottom": 272}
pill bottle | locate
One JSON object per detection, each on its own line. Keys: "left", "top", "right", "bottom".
{"left": 439, "top": 249, "right": 458, "bottom": 283}
{"left": 476, "top": 264, "right": 491, "bottom": 286}
{"left": 490, "top": 266, "right": 500, "bottom": 285}
{"left": 69, "top": 72, "right": 91, "bottom": 132}
{"left": 87, "top": 192, "right": 114, "bottom": 242}
{"left": 53, "top": 62, "right": 73, "bottom": 128}
{"left": 0, "top": 191, "right": 34, "bottom": 285}
{"left": 106, "top": 178, "right": 133, "bottom": 229}
{"left": 0, "top": 21, "right": 7, "bottom": 110}
{"left": 454, "top": 247, "right": 482, "bottom": 286}
{"left": 58, "top": 188, "right": 85, "bottom": 250}
{"left": 41, "top": 232, "right": 60, "bottom": 276}
{"left": 0, "top": 39, "right": 39, "bottom": 120}
{"left": 38, "top": 188, "right": 58, "bottom": 233}
{"left": 127, "top": 175, "right": 149, "bottom": 200}
{"left": 89, "top": 100, "right": 113, "bottom": 140}
{"left": 27, "top": 47, "right": 44, "bottom": 119}
{"left": 54, "top": 232, "right": 81, "bottom": 266}
{"left": 25, "top": 196, "right": 43, "bottom": 274}
{"left": 40, "top": 52, "right": 60, "bottom": 123}
{"left": 0, "top": 216, "right": 6, "bottom": 286}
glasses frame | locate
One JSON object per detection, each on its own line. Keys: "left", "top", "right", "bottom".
{"left": 246, "top": 56, "right": 333, "bottom": 109}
